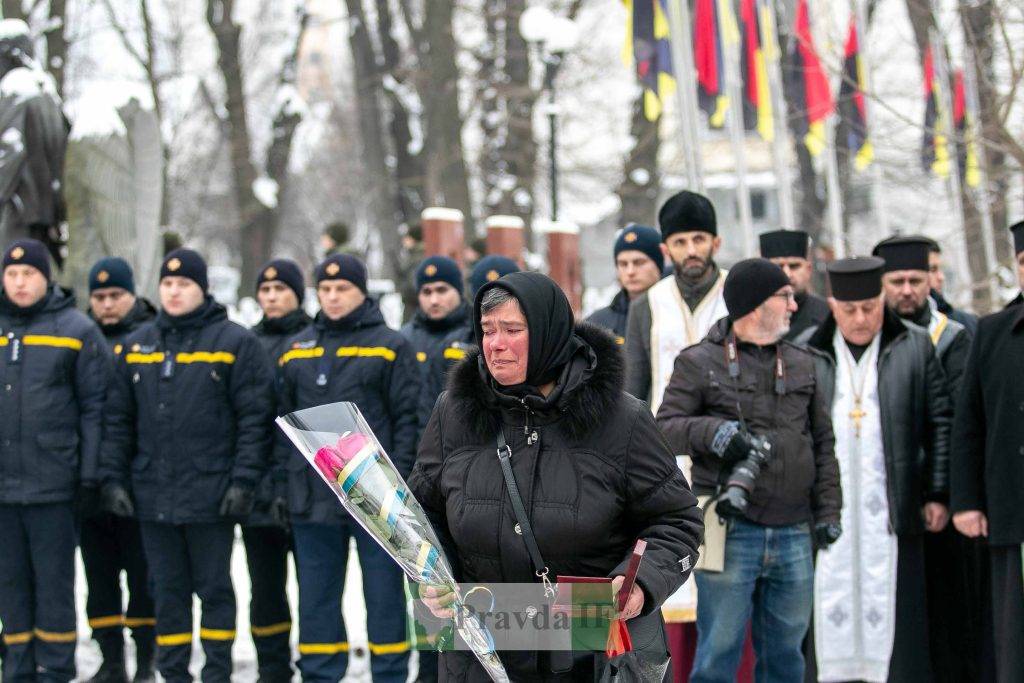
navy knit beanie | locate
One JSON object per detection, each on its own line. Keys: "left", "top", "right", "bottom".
{"left": 614, "top": 225, "right": 663, "bottom": 269}
{"left": 3, "top": 239, "right": 51, "bottom": 280}
{"left": 415, "top": 256, "right": 463, "bottom": 294}
{"left": 89, "top": 256, "right": 135, "bottom": 293}
{"left": 160, "top": 248, "right": 208, "bottom": 292}
{"left": 316, "top": 253, "right": 367, "bottom": 293}
{"left": 256, "top": 258, "right": 305, "bottom": 303}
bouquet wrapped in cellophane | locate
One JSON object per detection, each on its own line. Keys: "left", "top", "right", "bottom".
{"left": 276, "top": 401, "right": 509, "bottom": 683}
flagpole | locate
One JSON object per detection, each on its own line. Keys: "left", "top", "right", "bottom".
{"left": 761, "top": 0, "right": 796, "bottom": 230}
{"left": 928, "top": 27, "right": 972, "bottom": 304}
{"left": 824, "top": 115, "right": 846, "bottom": 257}
{"left": 855, "top": 0, "right": 888, "bottom": 242}
{"left": 720, "top": 0, "right": 756, "bottom": 255}
{"left": 963, "top": 50, "right": 998, "bottom": 293}
{"left": 665, "top": 0, "right": 705, "bottom": 191}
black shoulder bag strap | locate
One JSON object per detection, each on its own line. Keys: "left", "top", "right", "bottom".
{"left": 496, "top": 428, "right": 555, "bottom": 598}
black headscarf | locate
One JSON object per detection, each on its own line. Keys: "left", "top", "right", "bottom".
{"left": 473, "top": 271, "right": 585, "bottom": 388}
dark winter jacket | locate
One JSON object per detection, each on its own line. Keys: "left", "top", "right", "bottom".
{"left": 409, "top": 321, "right": 703, "bottom": 680}
{"left": 656, "top": 317, "right": 841, "bottom": 527}
{"left": 808, "top": 311, "right": 952, "bottom": 535}
{"left": 249, "top": 307, "right": 312, "bottom": 526}
{"left": 0, "top": 286, "right": 108, "bottom": 504}
{"left": 951, "top": 303, "right": 1024, "bottom": 545}
{"left": 932, "top": 289, "right": 979, "bottom": 336}
{"left": 786, "top": 291, "right": 830, "bottom": 344}
{"left": 276, "top": 298, "right": 420, "bottom": 525}
{"left": 90, "top": 297, "right": 157, "bottom": 353}
{"left": 400, "top": 303, "right": 471, "bottom": 430}
{"left": 101, "top": 297, "right": 276, "bottom": 524}
{"left": 586, "top": 288, "right": 630, "bottom": 342}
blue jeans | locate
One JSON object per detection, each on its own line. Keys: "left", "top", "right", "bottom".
{"left": 691, "top": 519, "right": 813, "bottom": 683}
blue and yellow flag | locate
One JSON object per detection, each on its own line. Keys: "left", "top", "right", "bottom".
{"left": 624, "top": 0, "right": 675, "bottom": 121}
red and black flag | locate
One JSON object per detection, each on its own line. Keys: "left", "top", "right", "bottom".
{"left": 921, "top": 45, "right": 951, "bottom": 177}
{"left": 787, "top": 0, "right": 834, "bottom": 156}
{"left": 952, "top": 69, "right": 981, "bottom": 187}
{"left": 838, "top": 16, "right": 872, "bottom": 169}
{"left": 624, "top": 0, "right": 675, "bottom": 121}
{"left": 694, "top": 0, "right": 728, "bottom": 127}
{"left": 739, "top": 0, "right": 773, "bottom": 140}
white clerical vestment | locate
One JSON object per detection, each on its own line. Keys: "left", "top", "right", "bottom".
{"left": 814, "top": 331, "right": 898, "bottom": 683}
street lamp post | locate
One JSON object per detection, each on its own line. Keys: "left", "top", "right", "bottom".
{"left": 519, "top": 7, "right": 578, "bottom": 223}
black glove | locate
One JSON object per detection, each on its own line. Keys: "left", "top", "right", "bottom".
{"left": 219, "top": 484, "right": 255, "bottom": 518}
{"left": 814, "top": 521, "right": 842, "bottom": 548}
{"left": 76, "top": 483, "right": 101, "bottom": 518}
{"left": 712, "top": 421, "right": 771, "bottom": 465}
{"left": 269, "top": 496, "right": 289, "bottom": 528}
{"left": 101, "top": 483, "right": 136, "bottom": 518}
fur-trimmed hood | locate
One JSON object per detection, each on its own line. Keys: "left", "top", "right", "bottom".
{"left": 445, "top": 320, "right": 624, "bottom": 440}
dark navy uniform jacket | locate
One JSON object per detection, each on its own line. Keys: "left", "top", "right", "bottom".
{"left": 400, "top": 302, "right": 471, "bottom": 431}
{"left": 276, "top": 298, "right": 420, "bottom": 525}
{"left": 101, "top": 297, "right": 275, "bottom": 524}
{"left": 0, "top": 286, "right": 108, "bottom": 504}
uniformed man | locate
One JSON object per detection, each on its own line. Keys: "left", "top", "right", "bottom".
{"left": 82, "top": 257, "right": 157, "bottom": 683}
{"left": 925, "top": 237, "right": 979, "bottom": 333}
{"left": 624, "top": 190, "right": 729, "bottom": 412}
{"left": 951, "top": 221, "right": 1024, "bottom": 683}
{"left": 276, "top": 253, "right": 419, "bottom": 683}
{"left": 873, "top": 236, "right": 988, "bottom": 682}
{"left": 401, "top": 255, "right": 470, "bottom": 405}
{"left": 101, "top": 248, "right": 275, "bottom": 683}
{"left": 245, "top": 259, "right": 310, "bottom": 683}
{"left": 759, "top": 229, "right": 829, "bottom": 343}
{"left": 0, "top": 239, "right": 108, "bottom": 683}
{"left": 587, "top": 224, "right": 664, "bottom": 343}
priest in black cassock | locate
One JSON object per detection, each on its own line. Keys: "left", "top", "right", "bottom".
{"left": 874, "top": 236, "right": 992, "bottom": 683}
{"left": 951, "top": 221, "right": 1024, "bottom": 683}
{"left": 759, "top": 229, "right": 829, "bottom": 343}
{"left": 806, "top": 257, "right": 952, "bottom": 683}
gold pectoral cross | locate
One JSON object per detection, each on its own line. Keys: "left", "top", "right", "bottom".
{"left": 850, "top": 399, "right": 866, "bottom": 438}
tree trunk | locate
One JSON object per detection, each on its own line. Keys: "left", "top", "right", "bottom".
{"left": 1, "top": 0, "right": 24, "bottom": 20}
{"left": 420, "top": 0, "right": 474, "bottom": 232}
{"left": 44, "top": 0, "right": 66, "bottom": 96}
{"left": 616, "top": 87, "right": 660, "bottom": 227}
{"left": 206, "top": 0, "right": 272, "bottom": 293}
{"left": 343, "top": 0, "right": 403, "bottom": 280}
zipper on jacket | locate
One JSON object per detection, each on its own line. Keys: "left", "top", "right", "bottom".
{"left": 520, "top": 398, "right": 539, "bottom": 447}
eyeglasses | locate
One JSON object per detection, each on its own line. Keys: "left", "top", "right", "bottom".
{"left": 769, "top": 292, "right": 797, "bottom": 302}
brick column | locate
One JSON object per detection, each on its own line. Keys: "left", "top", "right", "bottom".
{"left": 421, "top": 207, "right": 465, "bottom": 267}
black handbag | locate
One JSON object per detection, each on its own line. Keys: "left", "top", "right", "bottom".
{"left": 496, "top": 430, "right": 670, "bottom": 681}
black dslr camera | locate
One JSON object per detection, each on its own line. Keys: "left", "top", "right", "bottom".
{"left": 717, "top": 432, "right": 772, "bottom": 518}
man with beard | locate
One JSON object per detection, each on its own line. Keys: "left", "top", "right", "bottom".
{"left": 276, "top": 254, "right": 419, "bottom": 683}
{"left": 806, "top": 257, "right": 951, "bottom": 683}
{"left": 401, "top": 256, "right": 470, "bottom": 411}
{"left": 759, "top": 229, "right": 829, "bottom": 343}
{"left": 588, "top": 224, "right": 665, "bottom": 343}
{"left": 624, "top": 190, "right": 729, "bottom": 412}
{"left": 82, "top": 257, "right": 157, "bottom": 683}
{"left": 244, "top": 259, "right": 311, "bottom": 683}
{"left": 873, "top": 235, "right": 988, "bottom": 682}
{"left": 657, "top": 259, "right": 840, "bottom": 683}
{"left": 924, "top": 238, "right": 979, "bottom": 333}
{"left": 951, "top": 220, "right": 1024, "bottom": 682}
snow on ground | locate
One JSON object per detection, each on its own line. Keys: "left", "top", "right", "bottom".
{"left": 74, "top": 530, "right": 419, "bottom": 682}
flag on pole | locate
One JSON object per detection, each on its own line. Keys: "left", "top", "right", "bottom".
{"left": 739, "top": 0, "right": 773, "bottom": 140}
{"left": 838, "top": 16, "right": 872, "bottom": 170}
{"left": 952, "top": 69, "right": 981, "bottom": 188}
{"left": 787, "top": 0, "right": 834, "bottom": 156}
{"left": 624, "top": 0, "right": 676, "bottom": 121}
{"left": 693, "top": 0, "right": 728, "bottom": 127}
{"left": 921, "top": 45, "right": 951, "bottom": 178}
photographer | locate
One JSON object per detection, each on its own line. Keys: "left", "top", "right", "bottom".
{"left": 657, "top": 258, "right": 840, "bottom": 683}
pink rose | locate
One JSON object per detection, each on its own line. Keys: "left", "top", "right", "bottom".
{"left": 313, "top": 432, "right": 372, "bottom": 480}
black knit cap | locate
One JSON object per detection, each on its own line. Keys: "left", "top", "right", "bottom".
{"left": 316, "top": 253, "right": 367, "bottom": 292}
{"left": 827, "top": 256, "right": 885, "bottom": 301}
{"left": 1012, "top": 221, "right": 1024, "bottom": 256}
{"left": 256, "top": 258, "right": 305, "bottom": 303}
{"left": 723, "top": 258, "right": 791, "bottom": 320}
{"left": 415, "top": 255, "right": 463, "bottom": 294}
{"left": 759, "top": 230, "right": 810, "bottom": 259}
{"left": 615, "top": 224, "right": 663, "bottom": 269}
{"left": 160, "top": 248, "right": 208, "bottom": 292}
{"left": 872, "top": 236, "right": 930, "bottom": 273}
{"left": 468, "top": 255, "right": 519, "bottom": 296}
{"left": 3, "top": 239, "right": 51, "bottom": 280}
{"left": 658, "top": 190, "right": 717, "bottom": 240}
{"left": 89, "top": 256, "right": 134, "bottom": 293}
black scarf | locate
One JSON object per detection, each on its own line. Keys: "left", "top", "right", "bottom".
{"left": 257, "top": 307, "right": 312, "bottom": 336}
{"left": 676, "top": 260, "right": 720, "bottom": 311}
{"left": 473, "top": 271, "right": 586, "bottom": 389}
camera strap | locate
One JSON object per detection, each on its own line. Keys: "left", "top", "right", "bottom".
{"left": 496, "top": 428, "right": 555, "bottom": 598}
{"left": 724, "top": 332, "right": 786, "bottom": 394}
